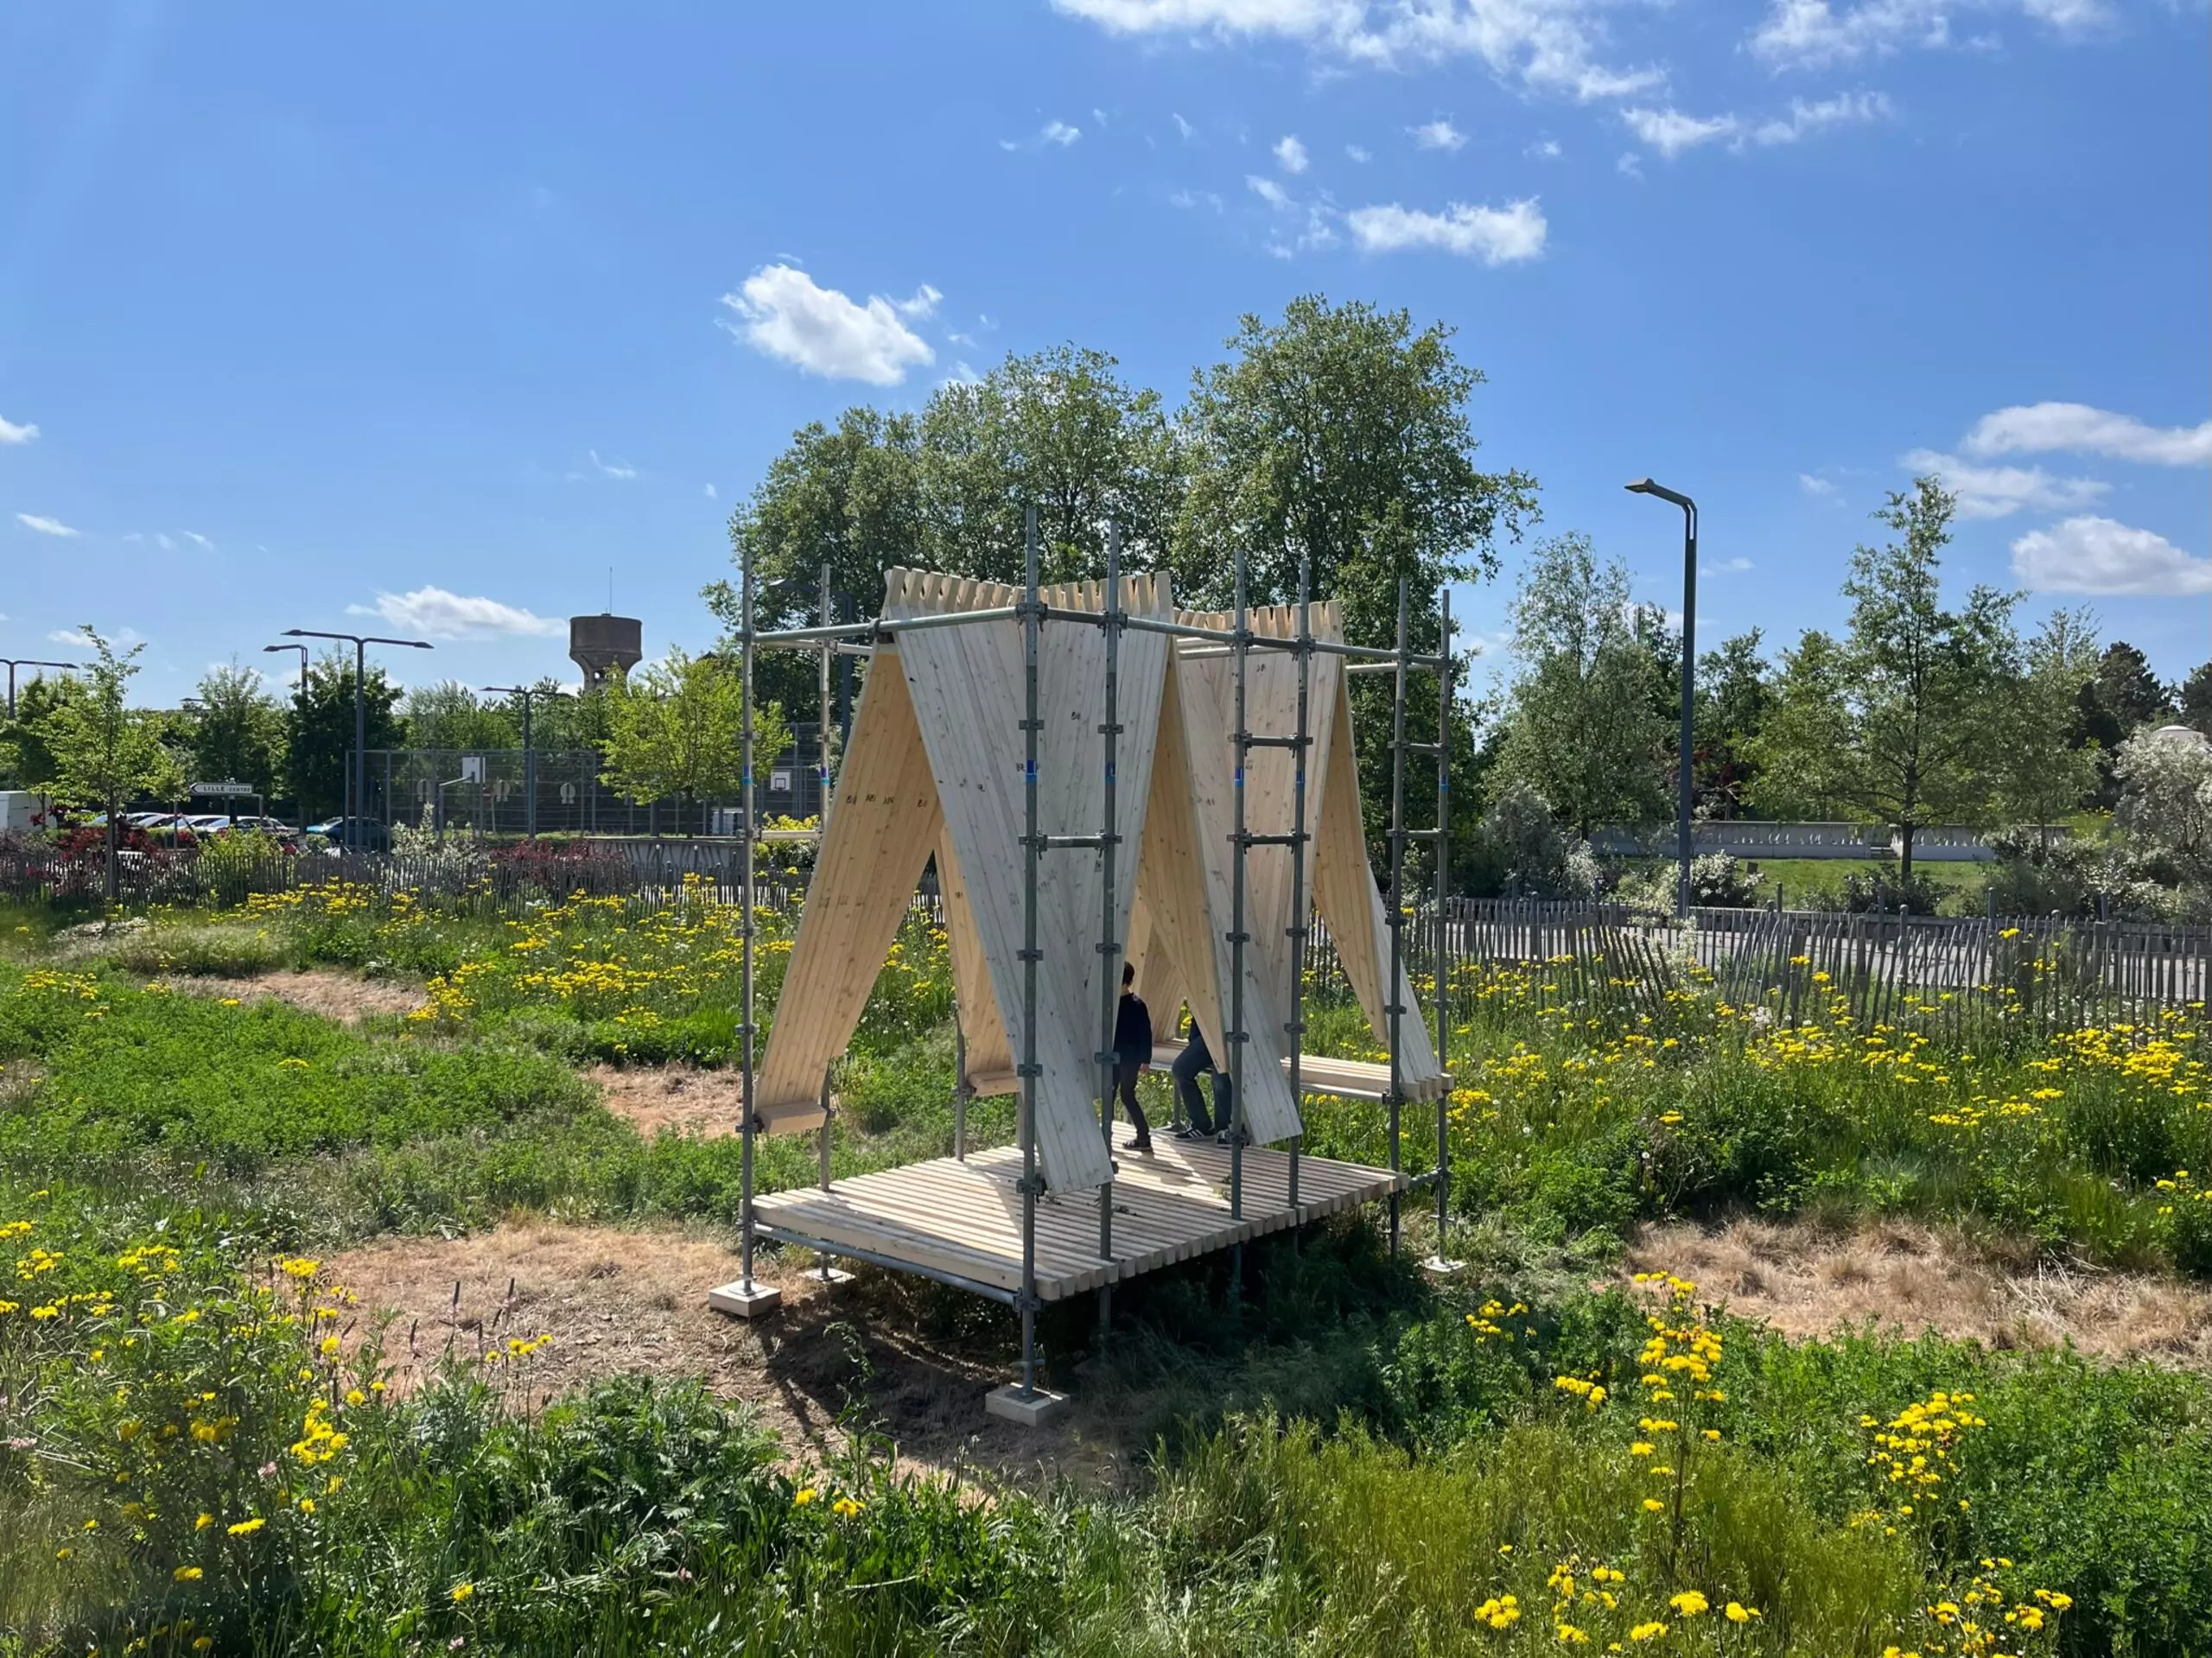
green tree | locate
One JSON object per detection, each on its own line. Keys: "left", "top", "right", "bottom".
{"left": 402, "top": 680, "right": 519, "bottom": 752}
{"left": 2078, "top": 640, "right": 2175, "bottom": 807}
{"left": 286, "top": 651, "right": 404, "bottom": 822}
{"left": 0, "top": 671, "right": 81, "bottom": 792}
{"left": 187, "top": 663, "right": 287, "bottom": 797}
{"left": 1749, "top": 479, "right": 2017, "bottom": 886}
{"left": 41, "top": 627, "right": 185, "bottom": 899}
{"left": 2113, "top": 727, "right": 2212, "bottom": 899}
{"left": 1178, "top": 295, "right": 1538, "bottom": 857}
{"left": 1992, "top": 608, "right": 2102, "bottom": 842}
{"left": 1489, "top": 533, "right": 1669, "bottom": 836}
{"left": 599, "top": 650, "right": 790, "bottom": 831}
{"left": 2181, "top": 661, "right": 2212, "bottom": 738}
{"left": 1695, "top": 631, "right": 1771, "bottom": 819}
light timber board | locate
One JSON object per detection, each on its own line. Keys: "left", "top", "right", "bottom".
{"left": 750, "top": 1128, "right": 1406, "bottom": 1302}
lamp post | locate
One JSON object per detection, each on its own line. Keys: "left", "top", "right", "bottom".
{"left": 1626, "top": 479, "right": 1698, "bottom": 918}
{"left": 2, "top": 658, "right": 80, "bottom": 720}
{"left": 280, "top": 630, "right": 432, "bottom": 851}
{"left": 482, "top": 684, "right": 566, "bottom": 839}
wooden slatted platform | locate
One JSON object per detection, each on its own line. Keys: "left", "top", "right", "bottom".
{"left": 1145, "top": 1039, "right": 1452, "bottom": 1104}
{"left": 751, "top": 1124, "right": 1408, "bottom": 1302}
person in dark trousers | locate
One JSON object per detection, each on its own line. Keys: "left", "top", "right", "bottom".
{"left": 1171, "top": 1013, "right": 1234, "bottom": 1141}
{"left": 1114, "top": 962, "right": 1154, "bottom": 1154}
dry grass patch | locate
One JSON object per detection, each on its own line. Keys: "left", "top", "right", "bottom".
{"left": 587, "top": 1064, "right": 744, "bottom": 1138}
{"left": 1624, "top": 1215, "right": 2212, "bottom": 1367}
{"left": 169, "top": 969, "right": 426, "bottom": 1023}
{"left": 326, "top": 1220, "right": 1136, "bottom": 1488}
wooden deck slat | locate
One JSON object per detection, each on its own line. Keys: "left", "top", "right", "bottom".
{"left": 753, "top": 1129, "right": 1407, "bottom": 1302}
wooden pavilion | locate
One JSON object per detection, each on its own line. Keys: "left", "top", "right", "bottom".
{"left": 709, "top": 520, "right": 1457, "bottom": 1424}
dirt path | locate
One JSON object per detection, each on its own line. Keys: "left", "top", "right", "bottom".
{"left": 170, "top": 969, "right": 426, "bottom": 1023}
{"left": 1624, "top": 1216, "right": 2212, "bottom": 1367}
{"left": 327, "top": 1222, "right": 1138, "bottom": 1490}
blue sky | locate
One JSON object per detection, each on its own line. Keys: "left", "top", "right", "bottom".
{"left": 2, "top": 0, "right": 2206, "bottom": 708}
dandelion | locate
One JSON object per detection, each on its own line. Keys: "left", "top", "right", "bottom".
{"left": 794, "top": 1487, "right": 817, "bottom": 1506}
{"left": 227, "top": 1518, "right": 264, "bottom": 1536}
{"left": 832, "top": 1496, "right": 865, "bottom": 1518}
{"left": 173, "top": 1566, "right": 202, "bottom": 1583}
{"left": 450, "top": 1582, "right": 475, "bottom": 1603}
{"left": 1725, "top": 1602, "right": 1761, "bottom": 1622}
{"left": 194, "top": 1513, "right": 213, "bottom": 1531}
{"left": 1669, "top": 1591, "right": 1708, "bottom": 1616}
{"left": 1629, "top": 1622, "right": 1668, "bottom": 1642}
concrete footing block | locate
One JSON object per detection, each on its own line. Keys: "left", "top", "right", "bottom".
{"left": 984, "top": 1383, "right": 1069, "bottom": 1427}
{"left": 707, "top": 1280, "right": 783, "bottom": 1318}
{"left": 805, "top": 1266, "right": 858, "bottom": 1289}
{"left": 1420, "top": 1255, "right": 1465, "bottom": 1277}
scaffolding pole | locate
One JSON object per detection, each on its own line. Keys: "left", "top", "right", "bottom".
{"left": 817, "top": 562, "right": 838, "bottom": 1283}
{"left": 1286, "top": 553, "right": 1313, "bottom": 1216}
{"left": 739, "top": 541, "right": 761, "bottom": 1293}
{"left": 1430, "top": 587, "right": 1458, "bottom": 1270}
{"left": 1227, "top": 544, "right": 1250, "bottom": 1297}
{"left": 1385, "top": 579, "right": 1409, "bottom": 1255}
{"left": 1094, "top": 526, "right": 1125, "bottom": 1340}
{"left": 1016, "top": 505, "right": 1045, "bottom": 1398}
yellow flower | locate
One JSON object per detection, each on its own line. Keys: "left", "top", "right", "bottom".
{"left": 832, "top": 1496, "right": 865, "bottom": 1518}
{"left": 1629, "top": 1622, "right": 1668, "bottom": 1642}
{"left": 194, "top": 1641, "right": 213, "bottom": 1653}
{"left": 794, "top": 1486, "right": 817, "bottom": 1506}
{"left": 195, "top": 1513, "right": 213, "bottom": 1532}
{"left": 299, "top": 1498, "right": 315, "bottom": 1515}
{"left": 1725, "top": 1602, "right": 1760, "bottom": 1623}
{"left": 450, "top": 1582, "right": 475, "bottom": 1603}
{"left": 1669, "top": 1591, "right": 1708, "bottom": 1617}
{"left": 227, "top": 1518, "right": 264, "bottom": 1536}
{"left": 1643, "top": 1498, "right": 1665, "bottom": 1512}
{"left": 173, "top": 1566, "right": 203, "bottom": 1583}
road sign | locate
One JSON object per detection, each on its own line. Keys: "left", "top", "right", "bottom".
{"left": 189, "top": 780, "right": 255, "bottom": 797}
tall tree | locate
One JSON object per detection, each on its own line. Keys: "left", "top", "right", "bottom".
{"left": 2181, "top": 661, "right": 2212, "bottom": 738}
{"left": 286, "top": 651, "right": 404, "bottom": 822}
{"left": 1991, "top": 607, "right": 2102, "bottom": 842}
{"left": 1178, "top": 295, "right": 1538, "bottom": 851}
{"left": 599, "top": 650, "right": 790, "bottom": 830}
{"left": 402, "top": 681, "right": 519, "bottom": 751}
{"left": 0, "top": 671, "right": 81, "bottom": 793}
{"left": 1694, "top": 631, "right": 1771, "bottom": 819}
{"left": 1749, "top": 479, "right": 2016, "bottom": 885}
{"left": 1489, "top": 533, "right": 1669, "bottom": 835}
{"left": 187, "top": 663, "right": 287, "bottom": 797}
{"left": 41, "top": 627, "right": 185, "bottom": 899}
{"left": 2075, "top": 641, "right": 2174, "bottom": 810}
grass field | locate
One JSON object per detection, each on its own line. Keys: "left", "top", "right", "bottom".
{"left": 2, "top": 888, "right": 2209, "bottom": 1655}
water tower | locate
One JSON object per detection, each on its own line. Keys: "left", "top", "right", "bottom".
{"left": 569, "top": 613, "right": 643, "bottom": 689}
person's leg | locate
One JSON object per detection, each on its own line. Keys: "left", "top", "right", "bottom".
{"left": 1172, "top": 1041, "right": 1215, "bottom": 1134}
{"left": 1210, "top": 1069, "right": 1235, "bottom": 1141}
{"left": 1117, "top": 1060, "right": 1151, "bottom": 1149}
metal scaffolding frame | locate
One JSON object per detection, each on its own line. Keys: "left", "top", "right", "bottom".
{"left": 728, "top": 518, "right": 1458, "bottom": 1404}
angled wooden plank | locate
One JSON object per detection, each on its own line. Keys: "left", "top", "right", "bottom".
{"left": 936, "top": 827, "right": 1013, "bottom": 1089}
{"left": 756, "top": 646, "right": 941, "bottom": 1131}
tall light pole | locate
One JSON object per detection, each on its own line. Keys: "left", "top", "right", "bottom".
{"left": 2, "top": 658, "right": 80, "bottom": 720}
{"left": 261, "top": 643, "right": 309, "bottom": 702}
{"left": 281, "top": 630, "right": 432, "bottom": 851}
{"left": 482, "top": 684, "right": 567, "bottom": 839}
{"left": 1626, "top": 479, "right": 1698, "bottom": 918}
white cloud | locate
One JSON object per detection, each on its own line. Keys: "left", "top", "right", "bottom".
{"left": 1701, "top": 556, "right": 1756, "bottom": 575}
{"left": 155, "top": 532, "right": 175, "bottom": 550}
{"left": 894, "top": 283, "right": 944, "bottom": 321}
{"left": 1798, "top": 473, "right": 1837, "bottom": 497}
{"left": 181, "top": 530, "right": 214, "bottom": 549}
{"left": 1346, "top": 198, "right": 1548, "bottom": 264}
{"left": 49, "top": 626, "right": 138, "bottom": 647}
{"left": 1961, "top": 402, "right": 2212, "bottom": 467}
{"left": 717, "top": 264, "right": 936, "bottom": 386}
{"left": 703, "top": 483, "right": 718, "bottom": 499}
{"left": 1751, "top": 90, "right": 1892, "bottom": 143}
{"left": 1247, "top": 174, "right": 1295, "bottom": 209}
{"left": 1052, "top": 0, "right": 1660, "bottom": 103}
{"left": 1617, "top": 151, "right": 1644, "bottom": 178}
{"left": 15, "top": 512, "right": 79, "bottom": 537}
{"left": 1170, "top": 187, "right": 1225, "bottom": 210}
{"left": 1528, "top": 137, "right": 1562, "bottom": 158}
{"left": 1901, "top": 448, "right": 2107, "bottom": 519}
{"left": 1345, "top": 143, "right": 1371, "bottom": 162}
{"left": 1622, "top": 106, "right": 1738, "bottom": 156}
{"left": 2010, "top": 517, "right": 2212, "bottom": 596}
{"left": 1274, "top": 133, "right": 1309, "bottom": 173}
{"left": 1041, "top": 119, "right": 1083, "bottom": 145}
{"left": 1750, "top": 0, "right": 2111, "bottom": 70}
{"left": 0, "top": 412, "right": 38, "bottom": 445}
{"left": 1173, "top": 111, "right": 1196, "bottom": 140}
{"left": 346, "top": 587, "right": 562, "bottom": 640}
{"left": 1411, "top": 118, "right": 1466, "bottom": 151}
{"left": 575, "top": 450, "right": 638, "bottom": 482}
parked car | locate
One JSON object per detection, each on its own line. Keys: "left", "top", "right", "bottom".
{"left": 305, "top": 817, "right": 391, "bottom": 852}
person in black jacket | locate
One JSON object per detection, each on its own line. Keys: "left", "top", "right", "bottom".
{"left": 1171, "top": 1013, "right": 1232, "bottom": 1141}
{"left": 1114, "top": 962, "right": 1154, "bottom": 1154}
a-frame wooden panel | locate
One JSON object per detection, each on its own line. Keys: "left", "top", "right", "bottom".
{"left": 1126, "top": 663, "right": 1220, "bottom": 1059}
{"left": 937, "top": 828, "right": 1014, "bottom": 1094}
{"left": 882, "top": 569, "right": 1171, "bottom": 1194}
{"left": 1168, "top": 638, "right": 1304, "bottom": 1147}
{"left": 755, "top": 645, "right": 942, "bottom": 1131}
{"left": 1312, "top": 673, "right": 1444, "bottom": 1090}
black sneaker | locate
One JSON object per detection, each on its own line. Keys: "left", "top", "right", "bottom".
{"left": 1131, "top": 1135, "right": 1154, "bottom": 1155}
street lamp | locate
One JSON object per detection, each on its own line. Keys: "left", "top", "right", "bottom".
{"left": 482, "top": 684, "right": 569, "bottom": 839}
{"left": 281, "top": 630, "right": 432, "bottom": 851}
{"left": 261, "top": 643, "right": 309, "bottom": 702}
{"left": 1626, "top": 479, "right": 1698, "bottom": 918}
{"left": 2, "top": 658, "right": 81, "bottom": 720}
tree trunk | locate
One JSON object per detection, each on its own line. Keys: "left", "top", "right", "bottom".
{"left": 1897, "top": 822, "right": 1915, "bottom": 896}
{"left": 105, "top": 791, "right": 120, "bottom": 905}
